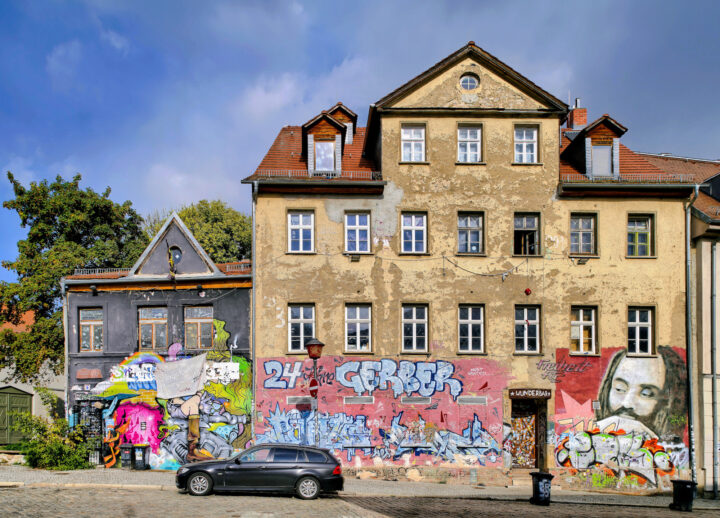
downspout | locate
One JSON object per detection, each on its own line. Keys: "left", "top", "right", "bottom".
{"left": 250, "top": 180, "right": 258, "bottom": 444}
{"left": 686, "top": 184, "right": 699, "bottom": 485}
{"left": 712, "top": 239, "right": 718, "bottom": 498}
{"left": 61, "top": 279, "right": 70, "bottom": 422}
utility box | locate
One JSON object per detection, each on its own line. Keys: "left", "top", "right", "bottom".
{"left": 119, "top": 443, "right": 134, "bottom": 469}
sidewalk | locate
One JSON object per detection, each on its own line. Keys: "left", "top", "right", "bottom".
{"left": 1, "top": 465, "right": 719, "bottom": 510}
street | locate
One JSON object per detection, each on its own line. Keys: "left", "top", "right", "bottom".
{"left": 1, "top": 487, "right": 718, "bottom": 518}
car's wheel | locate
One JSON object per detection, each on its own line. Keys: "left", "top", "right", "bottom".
{"left": 296, "top": 476, "right": 320, "bottom": 500}
{"left": 187, "top": 472, "right": 213, "bottom": 496}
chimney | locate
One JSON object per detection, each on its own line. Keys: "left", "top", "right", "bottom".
{"left": 567, "top": 98, "right": 587, "bottom": 130}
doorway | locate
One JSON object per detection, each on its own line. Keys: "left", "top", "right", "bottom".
{"left": 510, "top": 399, "right": 547, "bottom": 469}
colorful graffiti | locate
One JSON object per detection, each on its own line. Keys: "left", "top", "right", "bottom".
{"left": 89, "top": 345, "right": 252, "bottom": 470}
{"left": 256, "top": 355, "right": 508, "bottom": 468}
{"left": 554, "top": 346, "right": 689, "bottom": 487}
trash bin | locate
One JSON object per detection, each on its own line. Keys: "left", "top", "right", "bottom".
{"left": 669, "top": 479, "right": 697, "bottom": 512}
{"left": 119, "top": 443, "right": 135, "bottom": 469}
{"left": 529, "top": 471, "right": 554, "bottom": 506}
{"left": 133, "top": 444, "right": 150, "bottom": 470}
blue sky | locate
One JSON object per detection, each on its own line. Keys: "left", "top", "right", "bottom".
{"left": 1, "top": 0, "right": 719, "bottom": 281}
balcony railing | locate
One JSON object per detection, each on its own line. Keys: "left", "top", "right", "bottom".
{"left": 561, "top": 172, "right": 695, "bottom": 184}
{"left": 72, "top": 268, "right": 131, "bottom": 276}
{"left": 253, "top": 169, "right": 382, "bottom": 181}
{"left": 224, "top": 262, "right": 252, "bottom": 274}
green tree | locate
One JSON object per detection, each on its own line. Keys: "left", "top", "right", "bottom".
{"left": 0, "top": 173, "right": 148, "bottom": 382}
{"left": 143, "top": 200, "right": 251, "bottom": 262}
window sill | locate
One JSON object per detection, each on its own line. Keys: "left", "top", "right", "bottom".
{"left": 626, "top": 353, "right": 657, "bottom": 358}
{"left": 511, "top": 162, "right": 543, "bottom": 166}
{"left": 568, "top": 352, "right": 601, "bottom": 357}
{"left": 513, "top": 351, "right": 543, "bottom": 356}
{"left": 455, "top": 162, "right": 486, "bottom": 166}
{"left": 457, "top": 351, "right": 487, "bottom": 356}
{"left": 343, "top": 252, "right": 373, "bottom": 256}
{"left": 344, "top": 350, "right": 372, "bottom": 355}
{"left": 401, "top": 350, "right": 430, "bottom": 355}
{"left": 569, "top": 254, "right": 599, "bottom": 259}
{"left": 455, "top": 252, "right": 486, "bottom": 257}
{"left": 286, "top": 350, "right": 309, "bottom": 355}
{"left": 286, "top": 251, "right": 317, "bottom": 255}
{"left": 398, "top": 161, "right": 430, "bottom": 165}
{"left": 398, "top": 252, "right": 431, "bottom": 256}
{"left": 625, "top": 255, "right": 657, "bottom": 259}
{"left": 512, "top": 254, "right": 543, "bottom": 258}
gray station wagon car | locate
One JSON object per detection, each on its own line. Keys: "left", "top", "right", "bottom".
{"left": 175, "top": 444, "right": 344, "bottom": 499}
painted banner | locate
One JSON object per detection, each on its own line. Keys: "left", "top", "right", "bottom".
{"left": 155, "top": 353, "right": 207, "bottom": 399}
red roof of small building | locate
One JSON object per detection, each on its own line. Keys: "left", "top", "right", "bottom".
{"left": 638, "top": 154, "right": 720, "bottom": 183}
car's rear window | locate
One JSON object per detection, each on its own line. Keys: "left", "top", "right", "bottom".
{"left": 272, "top": 448, "right": 299, "bottom": 462}
{"left": 303, "top": 450, "right": 328, "bottom": 463}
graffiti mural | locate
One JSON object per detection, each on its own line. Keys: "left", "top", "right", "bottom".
{"left": 554, "top": 346, "right": 689, "bottom": 487}
{"left": 256, "top": 356, "right": 508, "bottom": 468}
{"left": 89, "top": 345, "right": 252, "bottom": 471}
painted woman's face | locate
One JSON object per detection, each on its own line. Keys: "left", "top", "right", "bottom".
{"left": 608, "top": 356, "right": 666, "bottom": 420}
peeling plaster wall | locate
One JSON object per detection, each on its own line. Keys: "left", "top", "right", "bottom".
{"left": 253, "top": 57, "right": 690, "bottom": 490}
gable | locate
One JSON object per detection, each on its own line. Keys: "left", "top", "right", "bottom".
{"left": 308, "top": 119, "right": 342, "bottom": 141}
{"left": 129, "top": 215, "right": 220, "bottom": 277}
{"left": 391, "top": 56, "right": 547, "bottom": 111}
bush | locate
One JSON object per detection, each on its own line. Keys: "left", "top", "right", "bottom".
{"left": 10, "top": 387, "right": 93, "bottom": 470}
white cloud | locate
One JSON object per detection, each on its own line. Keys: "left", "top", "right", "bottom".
{"left": 45, "top": 39, "right": 82, "bottom": 91}
{"left": 1, "top": 155, "right": 36, "bottom": 185}
{"left": 100, "top": 29, "right": 130, "bottom": 56}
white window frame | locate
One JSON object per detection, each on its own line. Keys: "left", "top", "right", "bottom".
{"left": 628, "top": 307, "right": 653, "bottom": 355}
{"left": 288, "top": 304, "right": 315, "bottom": 352}
{"left": 457, "top": 126, "right": 482, "bottom": 163}
{"left": 288, "top": 211, "right": 314, "bottom": 253}
{"left": 627, "top": 215, "right": 653, "bottom": 257}
{"left": 402, "top": 304, "right": 427, "bottom": 352}
{"left": 139, "top": 307, "right": 168, "bottom": 351}
{"left": 514, "top": 126, "right": 538, "bottom": 163}
{"left": 345, "top": 212, "right": 370, "bottom": 253}
{"left": 514, "top": 305, "right": 540, "bottom": 353}
{"left": 79, "top": 308, "right": 103, "bottom": 352}
{"left": 570, "top": 306, "right": 596, "bottom": 355}
{"left": 401, "top": 213, "right": 427, "bottom": 254}
{"left": 184, "top": 306, "right": 214, "bottom": 350}
{"left": 401, "top": 125, "right": 425, "bottom": 162}
{"left": 314, "top": 141, "right": 335, "bottom": 171}
{"left": 345, "top": 304, "right": 371, "bottom": 352}
{"left": 458, "top": 212, "right": 484, "bottom": 254}
{"left": 458, "top": 305, "right": 484, "bottom": 353}
{"left": 460, "top": 74, "right": 479, "bottom": 90}
{"left": 570, "top": 214, "right": 596, "bottom": 255}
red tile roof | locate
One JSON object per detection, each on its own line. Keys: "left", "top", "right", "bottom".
{"left": 637, "top": 154, "right": 720, "bottom": 183}
{"left": 245, "top": 126, "right": 378, "bottom": 181}
{"left": 694, "top": 191, "right": 720, "bottom": 222}
{"left": 65, "top": 262, "right": 252, "bottom": 280}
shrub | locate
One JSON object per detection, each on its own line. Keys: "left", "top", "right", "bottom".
{"left": 10, "top": 387, "right": 92, "bottom": 470}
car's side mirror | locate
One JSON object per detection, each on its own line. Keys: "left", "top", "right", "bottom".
{"left": 235, "top": 458, "right": 242, "bottom": 464}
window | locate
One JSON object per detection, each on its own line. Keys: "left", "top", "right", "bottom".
{"left": 627, "top": 215, "right": 653, "bottom": 257}
{"left": 139, "top": 307, "right": 168, "bottom": 350}
{"left": 570, "top": 214, "right": 596, "bottom": 255}
{"left": 592, "top": 145, "right": 612, "bottom": 176}
{"left": 514, "top": 126, "right": 538, "bottom": 163}
{"left": 515, "top": 306, "right": 540, "bottom": 353}
{"left": 314, "top": 141, "right": 334, "bottom": 171}
{"left": 401, "top": 213, "right": 426, "bottom": 253}
{"left": 460, "top": 74, "right": 479, "bottom": 90}
{"left": 514, "top": 213, "right": 540, "bottom": 256}
{"left": 185, "top": 306, "right": 213, "bottom": 349}
{"left": 345, "top": 213, "right": 370, "bottom": 253}
{"left": 239, "top": 447, "right": 271, "bottom": 463}
{"left": 271, "top": 448, "right": 299, "bottom": 463}
{"left": 402, "top": 304, "right": 427, "bottom": 352}
{"left": 457, "top": 126, "right": 481, "bottom": 163}
{"left": 628, "top": 307, "right": 653, "bottom": 355}
{"left": 346, "top": 304, "right": 371, "bottom": 352}
{"left": 570, "top": 306, "right": 596, "bottom": 354}
{"left": 401, "top": 125, "right": 425, "bottom": 162}
{"left": 289, "top": 304, "right": 315, "bottom": 352}
{"left": 79, "top": 309, "right": 103, "bottom": 352}
{"left": 458, "top": 213, "right": 483, "bottom": 254}
{"left": 459, "top": 305, "right": 484, "bottom": 352}
{"left": 288, "top": 211, "right": 314, "bottom": 253}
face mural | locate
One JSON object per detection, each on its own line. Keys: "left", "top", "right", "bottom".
{"left": 256, "top": 356, "right": 508, "bottom": 467}
{"left": 554, "top": 346, "right": 688, "bottom": 489}
{"left": 83, "top": 326, "right": 253, "bottom": 471}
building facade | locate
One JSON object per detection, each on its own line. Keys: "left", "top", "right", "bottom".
{"left": 246, "top": 43, "right": 698, "bottom": 492}
{"left": 62, "top": 214, "right": 252, "bottom": 470}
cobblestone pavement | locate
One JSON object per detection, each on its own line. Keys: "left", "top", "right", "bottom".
{"left": 0, "top": 486, "right": 386, "bottom": 518}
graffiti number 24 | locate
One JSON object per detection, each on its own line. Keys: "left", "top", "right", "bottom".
{"left": 264, "top": 361, "right": 303, "bottom": 389}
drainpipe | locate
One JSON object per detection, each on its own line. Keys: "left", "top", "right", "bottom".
{"left": 686, "top": 185, "right": 699, "bottom": 485}
{"left": 712, "top": 239, "right": 718, "bottom": 498}
{"left": 250, "top": 180, "right": 258, "bottom": 444}
{"left": 61, "top": 279, "right": 70, "bottom": 422}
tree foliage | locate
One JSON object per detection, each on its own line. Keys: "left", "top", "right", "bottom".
{"left": 0, "top": 173, "right": 148, "bottom": 382}
{"left": 143, "top": 200, "right": 251, "bottom": 262}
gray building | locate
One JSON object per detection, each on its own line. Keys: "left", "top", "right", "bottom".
{"left": 61, "top": 214, "right": 252, "bottom": 470}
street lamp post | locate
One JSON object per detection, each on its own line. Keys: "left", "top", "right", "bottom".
{"left": 305, "top": 338, "right": 325, "bottom": 447}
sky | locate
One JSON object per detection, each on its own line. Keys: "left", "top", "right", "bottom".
{"left": 1, "top": 0, "right": 719, "bottom": 282}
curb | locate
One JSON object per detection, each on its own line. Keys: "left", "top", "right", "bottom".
{"left": 0, "top": 481, "right": 176, "bottom": 491}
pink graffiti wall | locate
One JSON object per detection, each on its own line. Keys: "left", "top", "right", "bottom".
{"left": 256, "top": 356, "right": 509, "bottom": 467}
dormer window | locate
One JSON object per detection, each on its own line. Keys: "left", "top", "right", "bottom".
{"left": 315, "top": 141, "right": 335, "bottom": 171}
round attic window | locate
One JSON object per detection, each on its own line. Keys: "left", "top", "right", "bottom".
{"left": 169, "top": 246, "right": 182, "bottom": 265}
{"left": 460, "top": 74, "right": 479, "bottom": 90}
